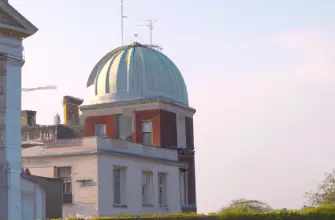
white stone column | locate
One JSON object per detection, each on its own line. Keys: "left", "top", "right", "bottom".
{"left": 152, "top": 171, "right": 158, "bottom": 208}
{"left": 5, "top": 55, "right": 25, "bottom": 220}
{"left": 0, "top": 2, "right": 37, "bottom": 219}
{"left": 176, "top": 112, "right": 186, "bottom": 148}
{"left": 132, "top": 110, "right": 136, "bottom": 141}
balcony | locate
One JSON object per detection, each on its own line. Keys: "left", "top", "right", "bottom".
{"left": 41, "top": 137, "right": 178, "bottom": 162}
{"left": 98, "top": 138, "right": 178, "bottom": 161}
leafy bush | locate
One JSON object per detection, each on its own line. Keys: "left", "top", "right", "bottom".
{"left": 304, "top": 169, "right": 335, "bottom": 206}
{"left": 219, "top": 199, "right": 273, "bottom": 213}
{"left": 49, "top": 204, "right": 335, "bottom": 220}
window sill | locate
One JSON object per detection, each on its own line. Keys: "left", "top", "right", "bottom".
{"left": 113, "top": 204, "right": 128, "bottom": 208}
{"left": 142, "top": 204, "right": 154, "bottom": 207}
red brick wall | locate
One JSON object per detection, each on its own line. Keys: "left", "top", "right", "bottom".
{"left": 84, "top": 110, "right": 178, "bottom": 149}
{"left": 160, "top": 110, "right": 177, "bottom": 148}
{"left": 185, "top": 117, "right": 194, "bottom": 150}
{"left": 133, "top": 110, "right": 161, "bottom": 146}
{"left": 184, "top": 117, "right": 196, "bottom": 208}
{"left": 84, "top": 115, "right": 116, "bottom": 138}
{"left": 188, "top": 155, "right": 197, "bottom": 206}
{"left": 180, "top": 151, "right": 197, "bottom": 210}
{"left": 133, "top": 109, "right": 177, "bottom": 148}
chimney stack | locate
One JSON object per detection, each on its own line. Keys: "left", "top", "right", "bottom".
{"left": 63, "top": 96, "right": 83, "bottom": 125}
{"left": 21, "top": 110, "right": 36, "bottom": 127}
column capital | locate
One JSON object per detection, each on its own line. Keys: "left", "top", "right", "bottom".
{"left": 0, "top": 54, "right": 25, "bottom": 67}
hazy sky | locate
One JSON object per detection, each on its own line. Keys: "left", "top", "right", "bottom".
{"left": 12, "top": 0, "right": 335, "bottom": 213}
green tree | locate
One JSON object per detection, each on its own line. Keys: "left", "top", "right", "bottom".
{"left": 219, "top": 199, "right": 273, "bottom": 213}
{"left": 305, "top": 169, "right": 335, "bottom": 206}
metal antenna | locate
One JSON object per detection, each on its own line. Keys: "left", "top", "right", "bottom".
{"left": 147, "top": 19, "right": 153, "bottom": 46}
{"left": 137, "top": 19, "right": 157, "bottom": 47}
{"left": 120, "top": 0, "right": 128, "bottom": 45}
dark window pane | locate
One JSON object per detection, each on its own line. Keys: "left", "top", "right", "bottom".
{"left": 142, "top": 132, "right": 152, "bottom": 145}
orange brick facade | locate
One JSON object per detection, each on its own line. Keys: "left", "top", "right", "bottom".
{"left": 133, "top": 109, "right": 161, "bottom": 145}
{"left": 84, "top": 109, "right": 178, "bottom": 148}
{"left": 133, "top": 109, "right": 177, "bottom": 148}
{"left": 84, "top": 115, "right": 116, "bottom": 138}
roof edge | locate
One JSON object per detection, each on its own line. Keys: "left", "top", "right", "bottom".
{"left": 0, "top": 1, "right": 38, "bottom": 37}
{"left": 23, "top": 149, "right": 188, "bottom": 168}
{"left": 80, "top": 96, "right": 196, "bottom": 114}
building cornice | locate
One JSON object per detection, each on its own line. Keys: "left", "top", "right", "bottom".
{"left": 0, "top": 53, "right": 24, "bottom": 66}
{"left": 81, "top": 96, "right": 196, "bottom": 114}
{"left": 63, "top": 95, "right": 84, "bottom": 105}
{"left": 0, "top": 1, "right": 38, "bottom": 38}
{"left": 23, "top": 149, "right": 189, "bottom": 168}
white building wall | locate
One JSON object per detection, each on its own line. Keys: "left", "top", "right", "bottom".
{"left": 24, "top": 154, "right": 99, "bottom": 219}
{"left": 21, "top": 192, "right": 34, "bottom": 220}
{"left": 23, "top": 149, "right": 184, "bottom": 218}
{"left": 21, "top": 177, "right": 46, "bottom": 220}
{"left": 98, "top": 154, "right": 182, "bottom": 216}
{"left": 35, "top": 186, "right": 45, "bottom": 220}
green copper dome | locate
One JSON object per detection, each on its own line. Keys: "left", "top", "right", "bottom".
{"left": 86, "top": 42, "right": 189, "bottom": 106}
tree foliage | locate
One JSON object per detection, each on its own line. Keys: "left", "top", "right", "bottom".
{"left": 219, "top": 199, "right": 273, "bottom": 213}
{"left": 305, "top": 169, "right": 335, "bottom": 206}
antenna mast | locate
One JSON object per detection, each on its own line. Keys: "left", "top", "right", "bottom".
{"left": 148, "top": 19, "right": 153, "bottom": 46}
{"left": 120, "top": 0, "right": 128, "bottom": 45}
{"left": 121, "top": 0, "right": 124, "bottom": 45}
{"left": 138, "top": 19, "right": 157, "bottom": 47}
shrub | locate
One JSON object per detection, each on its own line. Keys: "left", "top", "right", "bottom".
{"left": 49, "top": 204, "right": 335, "bottom": 220}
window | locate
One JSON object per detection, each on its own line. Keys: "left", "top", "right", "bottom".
{"left": 158, "top": 173, "right": 167, "bottom": 207}
{"left": 142, "top": 120, "right": 152, "bottom": 145}
{"left": 95, "top": 124, "right": 106, "bottom": 137}
{"left": 180, "top": 170, "right": 188, "bottom": 206}
{"left": 113, "top": 167, "right": 126, "bottom": 206}
{"left": 142, "top": 171, "right": 153, "bottom": 206}
{"left": 55, "top": 166, "right": 72, "bottom": 204}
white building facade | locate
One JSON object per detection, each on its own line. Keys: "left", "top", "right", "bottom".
{"left": 22, "top": 137, "right": 188, "bottom": 218}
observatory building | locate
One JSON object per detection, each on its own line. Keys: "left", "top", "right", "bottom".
{"left": 22, "top": 42, "right": 197, "bottom": 217}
